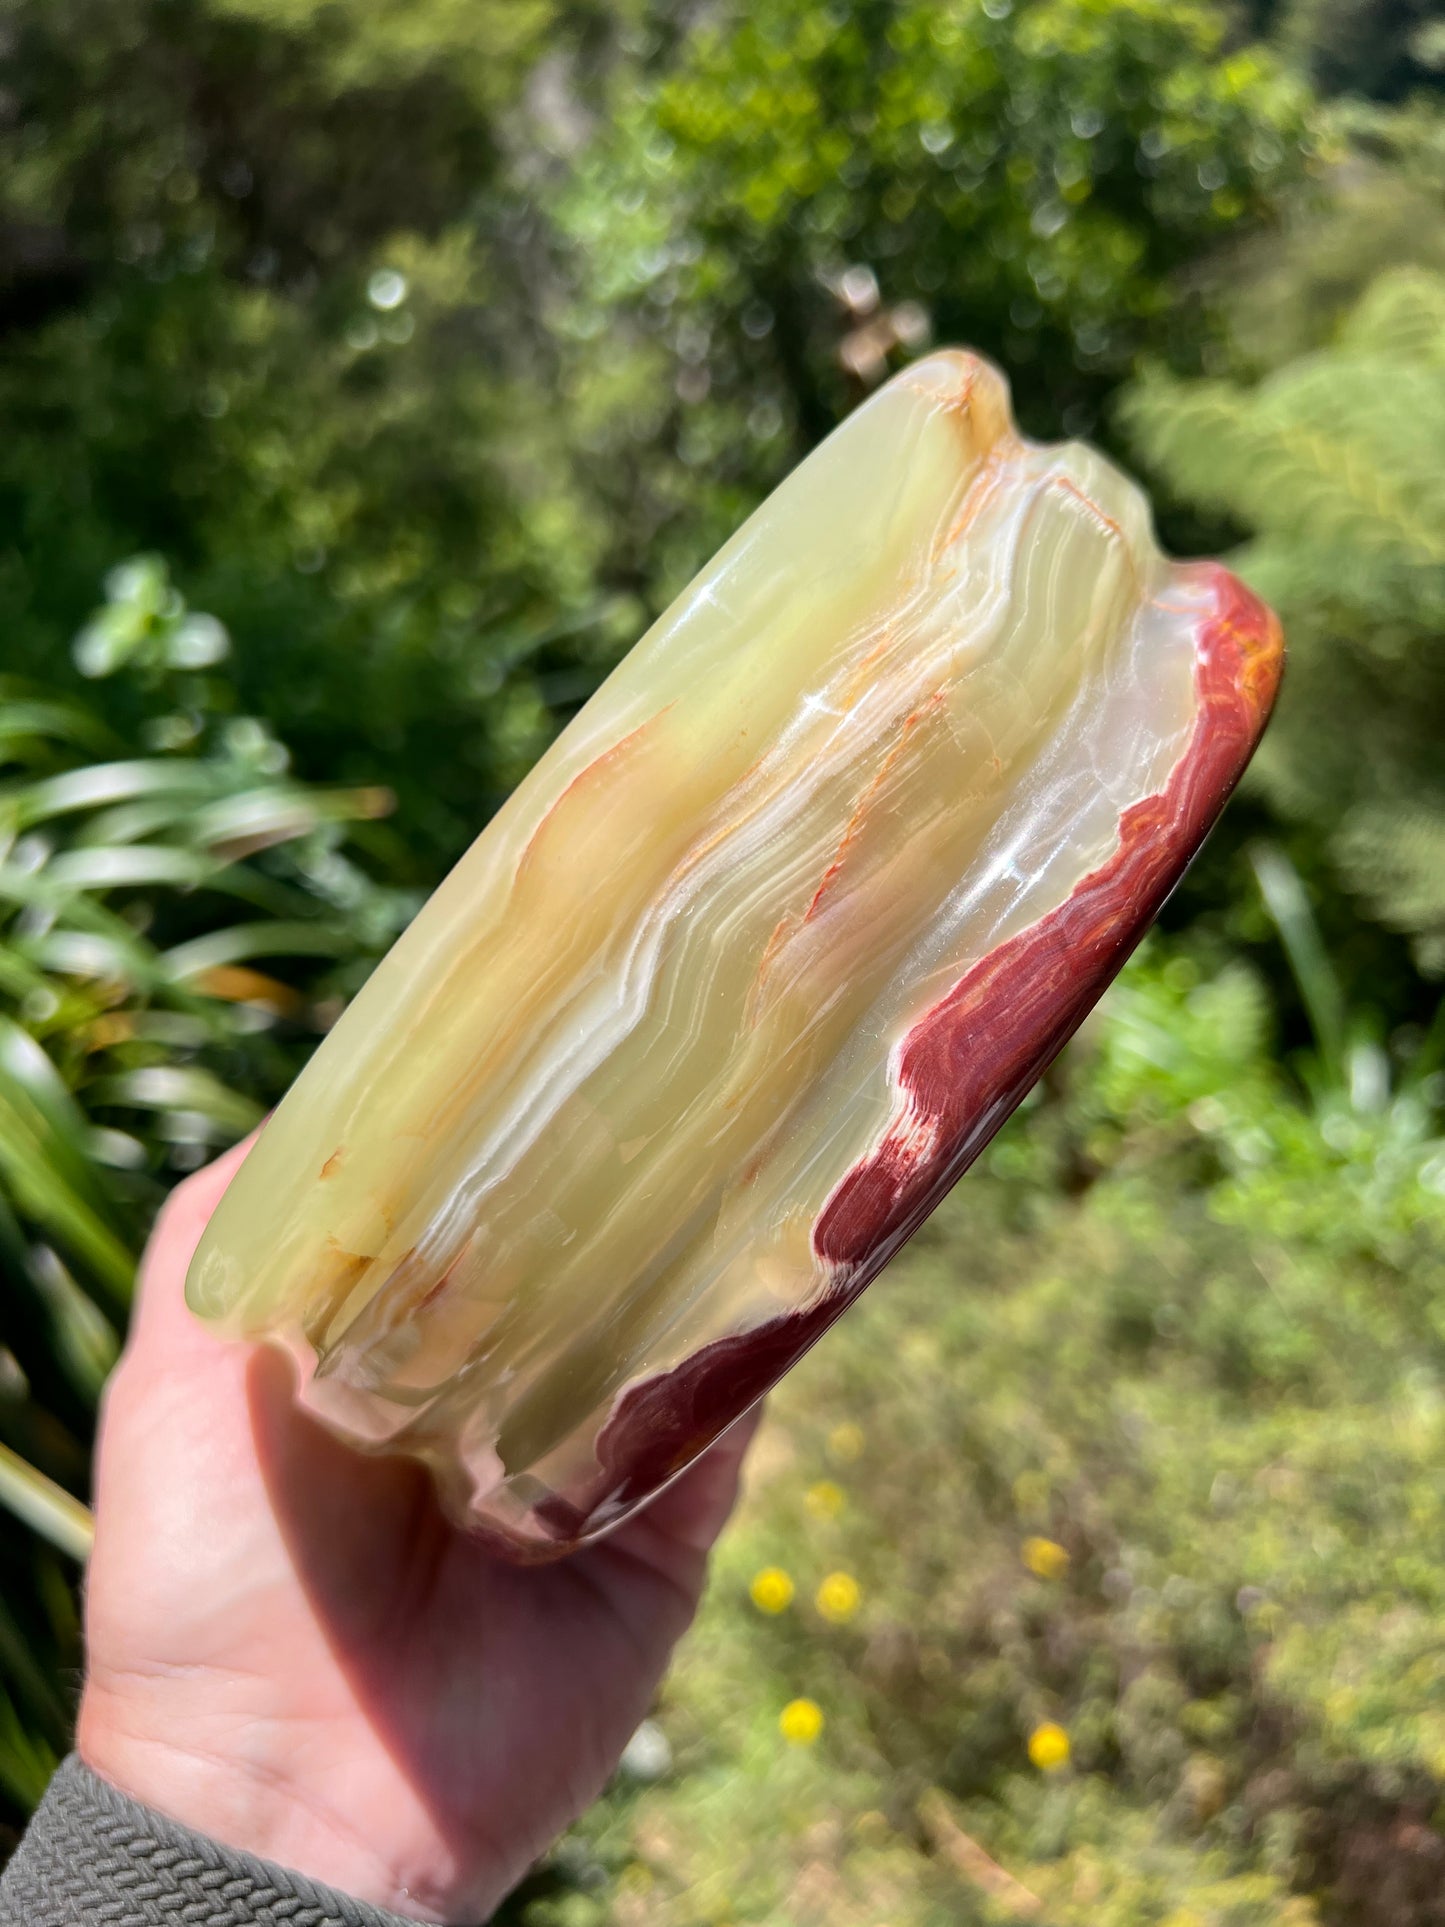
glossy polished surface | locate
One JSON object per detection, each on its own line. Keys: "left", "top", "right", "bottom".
{"left": 188, "top": 350, "right": 1282, "bottom": 1556}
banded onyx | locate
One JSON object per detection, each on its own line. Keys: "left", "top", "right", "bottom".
{"left": 187, "top": 350, "right": 1282, "bottom": 1558}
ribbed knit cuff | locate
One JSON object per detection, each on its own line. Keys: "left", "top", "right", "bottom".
{"left": 0, "top": 1756, "right": 436, "bottom": 1926}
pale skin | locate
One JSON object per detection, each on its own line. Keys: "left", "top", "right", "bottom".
{"left": 78, "top": 1138, "right": 759, "bottom": 1923}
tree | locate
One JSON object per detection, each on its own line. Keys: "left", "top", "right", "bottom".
{"left": 0, "top": 0, "right": 622, "bottom": 870}
{"left": 0, "top": 0, "right": 1315, "bottom": 873}
{"left": 560, "top": 0, "right": 1312, "bottom": 438}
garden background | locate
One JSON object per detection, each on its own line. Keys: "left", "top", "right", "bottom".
{"left": 2, "top": 0, "right": 1444, "bottom": 1919}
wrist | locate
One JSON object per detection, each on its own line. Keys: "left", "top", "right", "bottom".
{"left": 77, "top": 1684, "right": 460, "bottom": 1922}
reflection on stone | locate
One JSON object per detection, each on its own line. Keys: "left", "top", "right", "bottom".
{"left": 187, "top": 350, "right": 1283, "bottom": 1558}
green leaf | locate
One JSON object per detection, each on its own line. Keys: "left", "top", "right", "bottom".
{"left": 0, "top": 1023, "right": 111, "bottom": 1206}
{"left": 167, "top": 612, "right": 230, "bottom": 671}
{"left": 29, "top": 1248, "right": 121, "bottom": 1403}
{"left": 16, "top": 929, "right": 160, "bottom": 994}
{"left": 161, "top": 920, "right": 359, "bottom": 980}
{"left": 1251, "top": 844, "right": 1348, "bottom": 1092}
{"left": 0, "top": 1444, "right": 93, "bottom": 1564}
{"left": 189, "top": 784, "right": 394, "bottom": 860}
{"left": 43, "top": 846, "right": 220, "bottom": 891}
{"left": 0, "top": 1022, "right": 136, "bottom": 1303}
{"left": 9, "top": 761, "right": 219, "bottom": 830}
{"left": 85, "top": 1065, "right": 263, "bottom": 1136}
{"left": 0, "top": 695, "right": 122, "bottom": 766}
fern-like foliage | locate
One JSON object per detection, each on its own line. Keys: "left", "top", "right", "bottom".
{"left": 1125, "top": 261, "right": 1445, "bottom": 972}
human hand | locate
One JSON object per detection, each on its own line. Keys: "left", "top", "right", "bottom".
{"left": 78, "top": 1138, "right": 757, "bottom": 1922}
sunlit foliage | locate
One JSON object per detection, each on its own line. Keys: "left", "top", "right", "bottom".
{"left": 1125, "top": 115, "right": 1445, "bottom": 975}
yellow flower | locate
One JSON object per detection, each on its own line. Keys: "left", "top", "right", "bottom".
{"left": 805, "top": 1479, "right": 845, "bottom": 1519}
{"left": 779, "top": 1697, "right": 825, "bottom": 1745}
{"left": 1022, "top": 1535, "right": 1070, "bottom": 1581}
{"left": 1027, "top": 1722, "right": 1071, "bottom": 1772}
{"left": 750, "top": 1565, "right": 795, "bottom": 1614}
{"left": 827, "top": 1421, "right": 865, "bottom": 1463}
{"left": 815, "top": 1570, "right": 862, "bottom": 1623}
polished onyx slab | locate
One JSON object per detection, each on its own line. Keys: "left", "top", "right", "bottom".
{"left": 188, "top": 350, "right": 1283, "bottom": 1558}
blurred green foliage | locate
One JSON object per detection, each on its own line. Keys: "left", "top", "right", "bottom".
{"left": 0, "top": 0, "right": 629, "bottom": 863}
{"left": 1272, "top": 0, "right": 1445, "bottom": 103}
{"left": 564, "top": 0, "right": 1310, "bottom": 439}
{"left": 2, "top": 0, "right": 1445, "bottom": 1915}
{"left": 1126, "top": 113, "right": 1445, "bottom": 981}
{"left": 0, "top": 0, "right": 1311, "bottom": 867}
{"left": 500, "top": 925, "right": 1445, "bottom": 1926}
{"left": 0, "top": 560, "right": 409, "bottom": 1815}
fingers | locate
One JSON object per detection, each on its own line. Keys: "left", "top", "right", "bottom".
{"left": 91, "top": 1132, "right": 269, "bottom": 1544}
{"left": 631, "top": 1400, "right": 766, "bottom": 1557}
{"left": 126, "top": 1130, "right": 263, "bottom": 1350}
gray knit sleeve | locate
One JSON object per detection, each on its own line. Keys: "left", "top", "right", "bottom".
{"left": 0, "top": 1756, "right": 437, "bottom": 1926}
